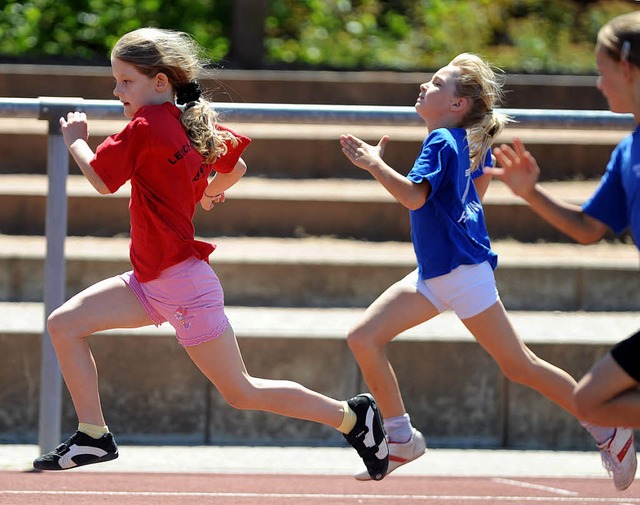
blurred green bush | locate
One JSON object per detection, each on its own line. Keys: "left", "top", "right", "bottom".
{"left": 0, "top": 0, "right": 637, "bottom": 73}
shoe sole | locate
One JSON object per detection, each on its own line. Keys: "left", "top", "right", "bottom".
{"left": 33, "top": 452, "right": 119, "bottom": 471}
{"left": 354, "top": 447, "right": 427, "bottom": 481}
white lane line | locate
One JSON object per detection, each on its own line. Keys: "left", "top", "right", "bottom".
{"left": 493, "top": 477, "right": 579, "bottom": 496}
{"left": 2, "top": 490, "right": 640, "bottom": 502}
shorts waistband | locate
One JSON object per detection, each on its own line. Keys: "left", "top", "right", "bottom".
{"left": 156, "top": 256, "right": 201, "bottom": 279}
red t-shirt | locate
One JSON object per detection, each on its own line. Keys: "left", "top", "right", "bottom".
{"left": 91, "top": 102, "right": 251, "bottom": 282}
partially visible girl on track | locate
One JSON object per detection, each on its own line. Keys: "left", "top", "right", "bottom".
{"left": 33, "top": 27, "right": 388, "bottom": 481}
{"left": 493, "top": 11, "right": 640, "bottom": 490}
{"left": 340, "top": 52, "right": 635, "bottom": 490}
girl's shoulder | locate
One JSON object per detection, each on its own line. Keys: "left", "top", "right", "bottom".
{"left": 426, "top": 127, "right": 466, "bottom": 144}
{"left": 423, "top": 127, "right": 465, "bottom": 152}
{"left": 123, "top": 103, "right": 182, "bottom": 138}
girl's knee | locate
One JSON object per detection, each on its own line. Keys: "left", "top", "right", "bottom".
{"left": 347, "top": 326, "right": 379, "bottom": 356}
{"left": 218, "top": 380, "right": 260, "bottom": 411}
{"left": 497, "top": 356, "right": 536, "bottom": 385}
{"left": 572, "top": 382, "right": 599, "bottom": 421}
{"left": 47, "top": 308, "right": 71, "bottom": 341}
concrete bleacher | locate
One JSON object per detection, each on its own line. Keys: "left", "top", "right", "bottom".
{"left": 0, "top": 65, "right": 638, "bottom": 450}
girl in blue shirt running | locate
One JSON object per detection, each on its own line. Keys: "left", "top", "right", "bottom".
{"left": 493, "top": 11, "right": 640, "bottom": 490}
{"left": 340, "top": 52, "right": 634, "bottom": 490}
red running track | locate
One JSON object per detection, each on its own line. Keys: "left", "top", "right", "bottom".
{"left": 1, "top": 471, "right": 640, "bottom": 505}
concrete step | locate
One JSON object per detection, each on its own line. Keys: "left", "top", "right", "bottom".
{"left": 3, "top": 301, "right": 639, "bottom": 448}
{"left": 0, "top": 174, "right": 620, "bottom": 243}
{"left": 0, "top": 65, "right": 609, "bottom": 109}
{"left": 0, "top": 234, "right": 637, "bottom": 311}
{"left": 0, "top": 117, "right": 626, "bottom": 181}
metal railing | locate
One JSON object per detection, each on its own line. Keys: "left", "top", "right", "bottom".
{"left": 0, "top": 96, "right": 636, "bottom": 128}
{"left": 1, "top": 97, "right": 634, "bottom": 454}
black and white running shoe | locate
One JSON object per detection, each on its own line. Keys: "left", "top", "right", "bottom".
{"left": 33, "top": 431, "right": 119, "bottom": 470}
{"left": 343, "top": 393, "right": 389, "bottom": 481}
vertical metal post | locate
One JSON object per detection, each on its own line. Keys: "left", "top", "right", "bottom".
{"left": 38, "top": 118, "right": 69, "bottom": 453}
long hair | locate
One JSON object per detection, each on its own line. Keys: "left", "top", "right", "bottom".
{"left": 449, "top": 53, "right": 511, "bottom": 172}
{"left": 111, "top": 28, "right": 237, "bottom": 163}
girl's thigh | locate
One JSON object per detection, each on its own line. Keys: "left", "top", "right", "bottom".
{"left": 51, "top": 276, "right": 154, "bottom": 336}
{"left": 578, "top": 350, "right": 639, "bottom": 403}
{"left": 461, "top": 300, "right": 529, "bottom": 363}
{"left": 352, "top": 276, "right": 439, "bottom": 345}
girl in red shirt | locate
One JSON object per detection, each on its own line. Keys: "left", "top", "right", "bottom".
{"left": 33, "top": 28, "right": 389, "bottom": 481}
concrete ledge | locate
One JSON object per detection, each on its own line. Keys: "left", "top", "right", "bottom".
{"left": 0, "top": 65, "right": 609, "bottom": 110}
{"left": 0, "top": 118, "right": 624, "bottom": 181}
{"left": 0, "top": 234, "right": 637, "bottom": 310}
{"left": 0, "top": 234, "right": 637, "bottom": 311}
{"left": 2, "top": 302, "right": 638, "bottom": 449}
{"left": 0, "top": 174, "right": 617, "bottom": 243}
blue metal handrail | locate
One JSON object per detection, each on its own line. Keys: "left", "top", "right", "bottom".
{"left": 0, "top": 97, "right": 635, "bottom": 128}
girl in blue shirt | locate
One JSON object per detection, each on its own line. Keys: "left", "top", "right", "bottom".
{"left": 493, "top": 11, "right": 640, "bottom": 491}
{"left": 341, "top": 52, "right": 633, "bottom": 489}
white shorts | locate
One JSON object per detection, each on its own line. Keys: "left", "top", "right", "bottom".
{"left": 402, "top": 262, "right": 500, "bottom": 319}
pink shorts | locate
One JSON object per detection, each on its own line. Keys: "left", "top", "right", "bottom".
{"left": 119, "top": 257, "right": 229, "bottom": 347}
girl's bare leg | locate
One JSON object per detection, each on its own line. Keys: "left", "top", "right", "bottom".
{"left": 185, "top": 324, "right": 344, "bottom": 427}
{"left": 462, "top": 300, "right": 578, "bottom": 416}
{"left": 47, "top": 277, "right": 154, "bottom": 426}
{"left": 347, "top": 280, "right": 439, "bottom": 419}
{"left": 574, "top": 353, "right": 640, "bottom": 426}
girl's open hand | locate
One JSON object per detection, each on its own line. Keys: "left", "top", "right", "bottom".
{"left": 200, "top": 192, "right": 225, "bottom": 211}
{"left": 340, "top": 134, "right": 389, "bottom": 172}
{"left": 489, "top": 138, "right": 541, "bottom": 199}
{"left": 59, "top": 111, "right": 89, "bottom": 148}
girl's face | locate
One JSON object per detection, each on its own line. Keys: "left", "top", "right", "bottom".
{"left": 415, "top": 64, "right": 461, "bottom": 126}
{"left": 111, "top": 57, "right": 170, "bottom": 118}
{"left": 595, "top": 44, "right": 635, "bottom": 114}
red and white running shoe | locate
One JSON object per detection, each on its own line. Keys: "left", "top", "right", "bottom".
{"left": 354, "top": 428, "right": 426, "bottom": 481}
{"left": 597, "top": 427, "right": 637, "bottom": 491}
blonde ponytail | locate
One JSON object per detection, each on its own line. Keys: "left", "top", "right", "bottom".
{"left": 450, "top": 53, "right": 512, "bottom": 172}
{"left": 468, "top": 110, "right": 510, "bottom": 172}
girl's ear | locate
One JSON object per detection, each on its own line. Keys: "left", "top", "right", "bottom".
{"left": 155, "top": 72, "right": 170, "bottom": 92}
{"left": 620, "top": 59, "right": 638, "bottom": 83}
{"left": 450, "top": 97, "right": 468, "bottom": 113}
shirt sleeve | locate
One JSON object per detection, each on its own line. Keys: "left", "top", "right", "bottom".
{"left": 209, "top": 125, "right": 252, "bottom": 174}
{"left": 582, "top": 149, "right": 628, "bottom": 234}
{"left": 407, "top": 131, "right": 450, "bottom": 196}
{"left": 90, "top": 118, "right": 143, "bottom": 193}
{"left": 471, "top": 149, "right": 493, "bottom": 180}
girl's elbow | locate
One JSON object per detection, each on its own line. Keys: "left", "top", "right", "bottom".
{"left": 234, "top": 158, "right": 248, "bottom": 177}
{"left": 575, "top": 232, "right": 602, "bottom": 245}
{"left": 405, "top": 191, "right": 427, "bottom": 210}
{"left": 405, "top": 196, "right": 426, "bottom": 211}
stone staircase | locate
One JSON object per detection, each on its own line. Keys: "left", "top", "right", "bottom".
{"left": 0, "top": 66, "right": 638, "bottom": 450}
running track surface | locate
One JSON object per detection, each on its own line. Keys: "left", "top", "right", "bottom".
{"left": 2, "top": 472, "right": 639, "bottom": 505}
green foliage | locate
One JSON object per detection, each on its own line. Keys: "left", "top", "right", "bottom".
{"left": 0, "top": 0, "right": 637, "bottom": 73}
{"left": 264, "top": 0, "right": 638, "bottom": 73}
{"left": 0, "top": 0, "right": 231, "bottom": 62}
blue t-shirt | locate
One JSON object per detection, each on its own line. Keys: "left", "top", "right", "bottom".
{"left": 407, "top": 127, "right": 497, "bottom": 279}
{"left": 582, "top": 125, "right": 640, "bottom": 247}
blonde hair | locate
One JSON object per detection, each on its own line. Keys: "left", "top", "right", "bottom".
{"left": 449, "top": 53, "right": 511, "bottom": 172}
{"left": 597, "top": 11, "right": 640, "bottom": 68}
{"left": 111, "top": 28, "right": 237, "bottom": 163}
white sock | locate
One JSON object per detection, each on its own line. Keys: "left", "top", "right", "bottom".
{"left": 581, "top": 421, "right": 615, "bottom": 445}
{"left": 384, "top": 413, "right": 412, "bottom": 443}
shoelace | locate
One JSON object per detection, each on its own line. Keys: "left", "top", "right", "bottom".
{"left": 55, "top": 432, "right": 82, "bottom": 453}
{"left": 600, "top": 448, "right": 621, "bottom": 477}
